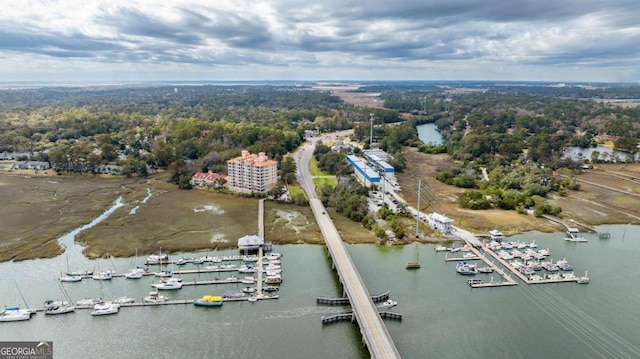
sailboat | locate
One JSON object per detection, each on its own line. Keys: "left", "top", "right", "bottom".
{"left": 1, "top": 282, "right": 35, "bottom": 322}
{"left": 405, "top": 244, "right": 421, "bottom": 269}
{"left": 125, "top": 250, "right": 145, "bottom": 279}
{"left": 44, "top": 282, "right": 76, "bottom": 315}
{"left": 59, "top": 255, "right": 83, "bottom": 282}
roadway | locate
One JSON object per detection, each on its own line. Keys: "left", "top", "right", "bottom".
{"left": 294, "top": 133, "right": 401, "bottom": 359}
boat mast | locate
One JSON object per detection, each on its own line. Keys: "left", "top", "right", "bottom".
{"left": 415, "top": 179, "right": 421, "bottom": 238}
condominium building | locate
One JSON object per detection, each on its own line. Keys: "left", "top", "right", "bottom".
{"left": 227, "top": 150, "right": 278, "bottom": 193}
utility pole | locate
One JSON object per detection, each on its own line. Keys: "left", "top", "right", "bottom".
{"left": 416, "top": 180, "right": 421, "bottom": 238}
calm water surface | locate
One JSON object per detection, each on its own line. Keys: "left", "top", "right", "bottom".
{"left": 416, "top": 123, "right": 444, "bottom": 145}
{"left": 2, "top": 225, "right": 640, "bottom": 358}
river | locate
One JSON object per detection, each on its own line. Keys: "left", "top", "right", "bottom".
{"left": 2, "top": 223, "right": 640, "bottom": 358}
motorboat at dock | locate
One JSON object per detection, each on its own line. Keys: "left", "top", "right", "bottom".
{"left": 0, "top": 307, "right": 34, "bottom": 322}
{"left": 455, "top": 261, "right": 478, "bottom": 275}
{"left": 91, "top": 302, "right": 120, "bottom": 316}
{"left": 143, "top": 291, "right": 168, "bottom": 303}
{"left": 194, "top": 295, "right": 223, "bottom": 307}
{"left": 44, "top": 300, "right": 75, "bottom": 315}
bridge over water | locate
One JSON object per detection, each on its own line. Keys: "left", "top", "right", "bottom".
{"left": 294, "top": 134, "right": 401, "bottom": 358}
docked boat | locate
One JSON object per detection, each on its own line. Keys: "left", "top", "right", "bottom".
{"left": 44, "top": 300, "right": 75, "bottom": 315}
{"left": 91, "top": 302, "right": 119, "bottom": 316}
{"left": 175, "top": 258, "right": 187, "bottom": 266}
{"left": 519, "top": 266, "right": 535, "bottom": 276}
{"left": 555, "top": 259, "right": 574, "bottom": 271}
{"left": 264, "top": 252, "right": 282, "bottom": 260}
{"left": 194, "top": 295, "right": 223, "bottom": 307}
{"left": 125, "top": 270, "right": 143, "bottom": 279}
{"left": 152, "top": 278, "right": 183, "bottom": 290}
{"left": 577, "top": 271, "right": 590, "bottom": 284}
{"left": 243, "top": 256, "right": 259, "bottom": 262}
{"left": 76, "top": 297, "right": 103, "bottom": 307}
{"left": 66, "top": 269, "right": 93, "bottom": 277}
{"left": 529, "top": 274, "right": 543, "bottom": 281}
{"left": 565, "top": 228, "right": 588, "bottom": 242}
{"left": 434, "top": 245, "right": 448, "bottom": 252}
{"left": 113, "top": 296, "right": 135, "bottom": 304}
{"left": 238, "top": 265, "right": 257, "bottom": 273}
{"left": 265, "top": 275, "right": 282, "bottom": 284}
{"left": 0, "top": 307, "right": 33, "bottom": 322}
{"left": 222, "top": 291, "right": 245, "bottom": 299}
{"left": 405, "top": 261, "right": 421, "bottom": 269}
{"left": 242, "top": 287, "right": 256, "bottom": 294}
{"left": 224, "top": 276, "right": 239, "bottom": 282}
{"left": 477, "top": 266, "right": 494, "bottom": 273}
{"left": 59, "top": 273, "right": 83, "bottom": 282}
{"left": 143, "top": 291, "right": 168, "bottom": 303}
{"left": 154, "top": 270, "right": 172, "bottom": 278}
{"left": 248, "top": 296, "right": 258, "bottom": 302}
{"left": 92, "top": 270, "right": 114, "bottom": 280}
{"left": 467, "top": 278, "right": 483, "bottom": 285}
{"left": 146, "top": 253, "right": 169, "bottom": 264}
{"left": 241, "top": 277, "right": 256, "bottom": 284}
{"left": 263, "top": 285, "right": 279, "bottom": 292}
{"left": 381, "top": 299, "right": 397, "bottom": 308}
{"left": 455, "top": 261, "right": 477, "bottom": 275}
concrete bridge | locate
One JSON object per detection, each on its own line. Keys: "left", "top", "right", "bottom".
{"left": 294, "top": 134, "right": 401, "bottom": 359}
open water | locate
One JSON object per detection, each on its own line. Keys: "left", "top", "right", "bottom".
{"left": 1, "top": 224, "right": 640, "bottom": 358}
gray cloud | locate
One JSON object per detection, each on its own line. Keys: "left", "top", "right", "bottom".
{"left": 0, "top": 0, "right": 638, "bottom": 81}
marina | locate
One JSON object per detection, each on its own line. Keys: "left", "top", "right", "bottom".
{"left": 438, "top": 233, "right": 590, "bottom": 288}
{"left": 1, "top": 227, "right": 639, "bottom": 358}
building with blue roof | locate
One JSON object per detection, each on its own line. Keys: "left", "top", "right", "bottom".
{"left": 346, "top": 155, "right": 381, "bottom": 187}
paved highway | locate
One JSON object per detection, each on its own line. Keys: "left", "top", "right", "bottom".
{"left": 294, "top": 133, "right": 401, "bottom": 359}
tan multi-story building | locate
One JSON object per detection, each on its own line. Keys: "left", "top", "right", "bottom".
{"left": 227, "top": 150, "right": 278, "bottom": 193}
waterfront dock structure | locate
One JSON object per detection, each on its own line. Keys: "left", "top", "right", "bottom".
{"left": 482, "top": 246, "right": 588, "bottom": 285}
{"left": 461, "top": 246, "right": 517, "bottom": 288}
{"left": 296, "top": 138, "right": 401, "bottom": 359}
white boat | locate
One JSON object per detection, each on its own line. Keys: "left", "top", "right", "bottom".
{"left": 263, "top": 285, "right": 279, "bottom": 292}
{"left": 92, "top": 270, "right": 114, "bottom": 280}
{"left": 248, "top": 296, "right": 258, "bottom": 303}
{"left": 434, "top": 245, "right": 448, "bottom": 252}
{"left": 477, "top": 266, "right": 494, "bottom": 273}
{"left": 243, "top": 256, "right": 259, "bottom": 262}
{"left": 44, "top": 300, "right": 75, "bottom": 315}
{"left": 113, "top": 296, "right": 136, "bottom": 304}
{"left": 152, "top": 278, "right": 183, "bottom": 290}
{"left": 143, "top": 291, "right": 168, "bottom": 303}
{"left": 146, "top": 253, "right": 169, "bottom": 264}
{"left": 238, "top": 265, "right": 257, "bottom": 273}
{"left": 381, "top": 299, "right": 397, "bottom": 308}
{"left": 125, "top": 270, "right": 143, "bottom": 279}
{"left": 264, "top": 252, "right": 282, "bottom": 260}
{"left": 175, "top": 258, "right": 187, "bottom": 266}
{"left": 91, "top": 302, "right": 120, "bottom": 316}
{"left": 565, "top": 228, "right": 588, "bottom": 242}
{"left": 154, "top": 270, "right": 172, "bottom": 278}
{"left": 455, "top": 261, "right": 477, "bottom": 275}
{"left": 0, "top": 307, "right": 33, "bottom": 322}
{"left": 577, "top": 271, "right": 590, "bottom": 284}
{"left": 529, "top": 274, "right": 543, "bottom": 281}
{"left": 242, "top": 287, "right": 256, "bottom": 294}
{"left": 225, "top": 276, "right": 239, "bottom": 282}
{"left": 59, "top": 273, "right": 83, "bottom": 282}
{"left": 76, "top": 297, "right": 103, "bottom": 307}
{"left": 241, "top": 277, "right": 256, "bottom": 284}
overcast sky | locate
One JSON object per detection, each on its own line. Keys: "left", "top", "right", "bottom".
{"left": 1, "top": 0, "right": 639, "bottom": 83}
